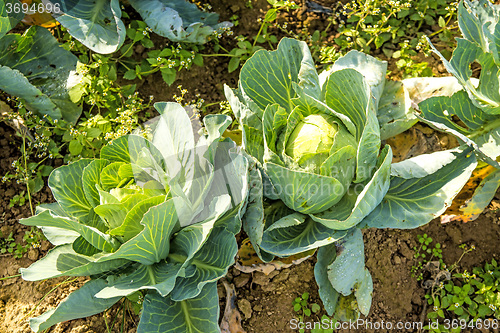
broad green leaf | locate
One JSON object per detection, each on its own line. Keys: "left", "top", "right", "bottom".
{"left": 360, "top": 148, "right": 477, "bottom": 229}
{"left": 138, "top": 283, "right": 220, "bottom": 333}
{"left": 82, "top": 159, "right": 110, "bottom": 207}
{"left": 419, "top": 90, "right": 500, "bottom": 165}
{"left": 261, "top": 213, "right": 348, "bottom": 256}
{"left": 0, "top": 0, "right": 24, "bottom": 39}
{"left": 39, "top": 226, "right": 80, "bottom": 246}
{"left": 109, "top": 195, "right": 165, "bottom": 241}
{"left": 100, "top": 162, "right": 127, "bottom": 190}
{"left": 427, "top": 36, "right": 500, "bottom": 114}
{"left": 55, "top": 0, "right": 126, "bottom": 54}
{"left": 354, "top": 268, "right": 373, "bottom": 316}
{"left": 21, "top": 210, "right": 120, "bottom": 252}
{"left": 20, "top": 244, "right": 128, "bottom": 281}
{"left": 264, "top": 162, "right": 344, "bottom": 214}
{"left": 323, "top": 68, "right": 381, "bottom": 183}
{"left": 314, "top": 243, "right": 340, "bottom": 316}
{"left": 128, "top": 0, "right": 231, "bottom": 44}
{"left": 240, "top": 38, "right": 320, "bottom": 113}
{"left": 170, "top": 227, "right": 237, "bottom": 301}
{"left": 241, "top": 167, "right": 275, "bottom": 262}
{"left": 325, "top": 229, "right": 365, "bottom": 295}
{"left": 377, "top": 80, "right": 417, "bottom": 140}
{"left": 95, "top": 261, "right": 183, "bottom": 298}
{"left": 93, "top": 203, "right": 127, "bottom": 230}
{"left": 310, "top": 146, "right": 392, "bottom": 230}
{"left": 29, "top": 279, "right": 121, "bottom": 333}
{"left": 48, "top": 159, "right": 93, "bottom": 221}
{"left": 0, "top": 26, "right": 81, "bottom": 123}
{"left": 102, "top": 199, "right": 180, "bottom": 265}
{"left": 321, "top": 50, "right": 387, "bottom": 106}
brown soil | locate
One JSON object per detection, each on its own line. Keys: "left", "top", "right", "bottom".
{"left": 1, "top": 1, "right": 499, "bottom": 333}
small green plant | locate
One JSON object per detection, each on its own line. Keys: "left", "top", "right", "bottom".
{"left": 292, "top": 292, "right": 322, "bottom": 332}
{"left": 0, "top": 227, "right": 44, "bottom": 259}
{"left": 411, "top": 234, "right": 444, "bottom": 281}
{"left": 425, "top": 258, "right": 500, "bottom": 332}
{"left": 392, "top": 40, "right": 433, "bottom": 78}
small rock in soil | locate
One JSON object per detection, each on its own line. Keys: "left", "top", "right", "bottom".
{"left": 272, "top": 269, "right": 290, "bottom": 283}
{"left": 234, "top": 273, "right": 250, "bottom": 288}
{"left": 238, "top": 299, "right": 252, "bottom": 319}
{"left": 253, "top": 304, "right": 263, "bottom": 312}
{"left": 27, "top": 248, "right": 38, "bottom": 261}
{"left": 252, "top": 272, "right": 270, "bottom": 286}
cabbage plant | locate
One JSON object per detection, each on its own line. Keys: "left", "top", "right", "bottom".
{"left": 44, "top": 0, "right": 231, "bottom": 53}
{"left": 226, "top": 38, "right": 477, "bottom": 319}
{"left": 20, "top": 103, "right": 248, "bottom": 333}
{"left": 418, "top": 0, "right": 500, "bottom": 221}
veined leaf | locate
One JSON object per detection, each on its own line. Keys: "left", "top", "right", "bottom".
{"left": 240, "top": 38, "right": 320, "bottom": 113}
{"left": 20, "top": 244, "right": 128, "bottom": 281}
{"left": 0, "top": 26, "right": 82, "bottom": 123}
{"left": 54, "top": 0, "right": 126, "bottom": 54}
{"left": 360, "top": 148, "right": 477, "bottom": 229}
{"left": 138, "top": 283, "right": 220, "bottom": 333}
{"left": 0, "top": 0, "right": 24, "bottom": 39}
{"left": 29, "top": 278, "right": 121, "bottom": 333}
{"left": 128, "top": 0, "right": 231, "bottom": 44}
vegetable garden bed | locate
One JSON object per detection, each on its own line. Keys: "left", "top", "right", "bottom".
{"left": 1, "top": 0, "right": 499, "bottom": 332}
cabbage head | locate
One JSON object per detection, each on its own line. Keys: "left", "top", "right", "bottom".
{"left": 226, "top": 38, "right": 477, "bottom": 320}
{"left": 19, "top": 103, "right": 248, "bottom": 333}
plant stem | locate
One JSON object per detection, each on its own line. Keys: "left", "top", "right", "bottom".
{"left": 0, "top": 274, "right": 21, "bottom": 281}
{"left": 22, "top": 135, "right": 33, "bottom": 215}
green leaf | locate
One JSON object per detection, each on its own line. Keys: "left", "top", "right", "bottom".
{"left": 101, "top": 198, "right": 180, "bottom": 265}
{"left": 138, "top": 283, "right": 220, "bottom": 333}
{"left": 69, "top": 140, "right": 83, "bottom": 156}
{"left": 128, "top": 0, "right": 231, "bottom": 44}
{"left": 48, "top": 159, "right": 93, "bottom": 221}
{"left": 323, "top": 68, "right": 381, "bottom": 182}
{"left": 21, "top": 210, "right": 120, "bottom": 253}
{"left": 310, "top": 145, "right": 392, "bottom": 230}
{"left": 261, "top": 211, "right": 347, "bottom": 256}
{"left": 240, "top": 38, "right": 320, "bottom": 112}
{"left": 29, "top": 279, "right": 121, "bottom": 333}
{"left": 377, "top": 80, "right": 417, "bottom": 140}
{"left": 55, "top": 0, "right": 126, "bottom": 54}
{"left": 169, "top": 227, "right": 237, "bottom": 301}
{"left": 95, "top": 261, "right": 183, "bottom": 298}
{"left": 228, "top": 56, "right": 240, "bottom": 73}
{"left": 360, "top": 148, "right": 477, "bottom": 229}
{"left": 82, "top": 159, "right": 110, "bottom": 207}
{"left": 160, "top": 67, "right": 176, "bottom": 85}
{"left": 314, "top": 244, "right": 340, "bottom": 316}
{"left": 264, "top": 162, "right": 344, "bottom": 214}
{"left": 0, "top": 0, "right": 24, "bottom": 39}
{"left": 20, "top": 244, "right": 127, "bottom": 281}
{"left": 0, "top": 27, "right": 82, "bottom": 123}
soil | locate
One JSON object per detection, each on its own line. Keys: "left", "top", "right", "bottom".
{"left": 1, "top": 1, "right": 499, "bottom": 333}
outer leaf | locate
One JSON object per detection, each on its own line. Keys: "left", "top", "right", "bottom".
{"left": 95, "top": 261, "right": 183, "bottom": 298}
{"left": 320, "top": 50, "right": 387, "bottom": 105}
{"left": 360, "top": 148, "right": 477, "bottom": 229}
{"left": 128, "top": 0, "right": 231, "bottom": 44}
{"left": 29, "top": 279, "right": 121, "bottom": 333}
{"left": 314, "top": 243, "right": 340, "bottom": 315}
{"left": 419, "top": 90, "right": 500, "bottom": 165}
{"left": 240, "top": 38, "right": 320, "bottom": 113}
{"left": 169, "top": 227, "right": 237, "bottom": 301}
{"left": 240, "top": 166, "right": 275, "bottom": 262}
{"left": 82, "top": 159, "right": 110, "bottom": 207}
{"left": 310, "top": 145, "right": 392, "bottom": 230}
{"left": 326, "top": 229, "right": 365, "bottom": 296}
{"left": 138, "top": 283, "right": 220, "bottom": 333}
{"left": 0, "top": 26, "right": 82, "bottom": 123}
{"left": 20, "top": 244, "right": 128, "bottom": 281}
{"left": 261, "top": 213, "right": 347, "bottom": 256}
{"left": 21, "top": 210, "right": 120, "bottom": 252}
{"left": 54, "top": 0, "right": 126, "bottom": 54}
{"left": 377, "top": 80, "right": 417, "bottom": 140}
{"left": 48, "top": 159, "right": 93, "bottom": 221}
